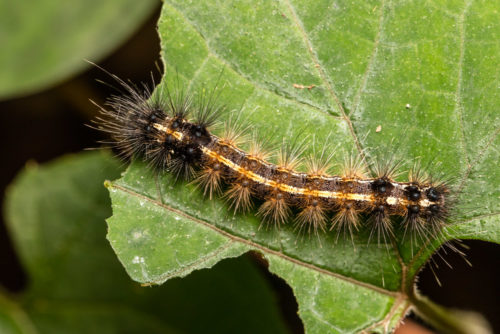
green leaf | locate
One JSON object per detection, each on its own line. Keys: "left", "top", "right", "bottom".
{"left": 3, "top": 151, "right": 288, "bottom": 334}
{"left": 107, "top": 1, "right": 499, "bottom": 333}
{"left": 0, "top": 0, "right": 157, "bottom": 99}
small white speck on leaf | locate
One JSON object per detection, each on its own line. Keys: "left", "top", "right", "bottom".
{"left": 376, "top": 125, "right": 382, "bottom": 132}
{"left": 132, "top": 256, "right": 145, "bottom": 264}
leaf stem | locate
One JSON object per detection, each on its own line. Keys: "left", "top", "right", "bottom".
{"left": 408, "top": 286, "right": 492, "bottom": 334}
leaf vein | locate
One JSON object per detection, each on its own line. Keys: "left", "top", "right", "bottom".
{"left": 111, "top": 182, "right": 398, "bottom": 297}
{"left": 165, "top": 2, "right": 340, "bottom": 119}
{"left": 458, "top": 125, "right": 500, "bottom": 192}
{"left": 455, "top": 1, "right": 472, "bottom": 169}
{"left": 360, "top": 293, "right": 408, "bottom": 334}
{"left": 350, "top": 0, "right": 386, "bottom": 119}
{"left": 283, "top": 0, "right": 366, "bottom": 158}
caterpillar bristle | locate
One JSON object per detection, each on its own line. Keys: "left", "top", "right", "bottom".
{"left": 402, "top": 214, "right": 428, "bottom": 246}
{"left": 277, "top": 137, "right": 307, "bottom": 170}
{"left": 224, "top": 180, "right": 253, "bottom": 213}
{"left": 193, "top": 93, "right": 225, "bottom": 130}
{"left": 163, "top": 85, "right": 193, "bottom": 120}
{"left": 93, "top": 71, "right": 455, "bottom": 249}
{"left": 148, "top": 144, "right": 172, "bottom": 171}
{"left": 257, "top": 194, "right": 291, "bottom": 228}
{"left": 341, "top": 153, "right": 367, "bottom": 178}
{"left": 194, "top": 163, "right": 223, "bottom": 200}
{"left": 330, "top": 204, "right": 360, "bottom": 241}
{"left": 368, "top": 206, "right": 394, "bottom": 245}
{"left": 305, "top": 136, "right": 336, "bottom": 176}
{"left": 169, "top": 156, "right": 197, "bottom": 181}
{"left": 295, "top": 201, "right": 327, "bottom": 235}
{"left": 408, "top": 162, "right": 430, "bottom": 184}
{"left": 248, "top": 132, "right": 272, "bottom": 161}
{"left": 372, "top": 156, "right": 403, "bottom": 180}
{"left": 218, "top": 111, "right": 249, "bottom": 147}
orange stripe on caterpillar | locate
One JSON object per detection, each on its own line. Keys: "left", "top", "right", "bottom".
{"left": 153, "top": 123, "right": 183, "bottom": 141}
{"left": 149, "top": 118, "right": 445, "bottom": 213}
{"left": 200, "top": 145, "right": 436, "bottom": 208}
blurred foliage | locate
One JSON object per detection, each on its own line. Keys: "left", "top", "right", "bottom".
{"left": 0, "top": 0, "right": 158, "bottom": 99}
{"left": 1, "top": 151, "right": 289, "bottom": 334}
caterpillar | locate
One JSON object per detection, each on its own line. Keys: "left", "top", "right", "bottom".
{"left": 93, "top": 72, "right": 451, "bottom": 244}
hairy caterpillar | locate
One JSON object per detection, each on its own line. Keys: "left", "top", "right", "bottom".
{"left": 93, "top": 72, "right": 452, "bottom": 244}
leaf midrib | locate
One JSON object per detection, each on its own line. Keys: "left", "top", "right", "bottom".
{"left": 110, "top": 181, "right": 400, "bottom": 298}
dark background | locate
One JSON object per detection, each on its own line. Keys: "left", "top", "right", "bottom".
{"left": 0, "top": 7, "right": 498, "bottom": 333}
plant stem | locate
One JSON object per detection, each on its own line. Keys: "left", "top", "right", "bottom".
{"left": 408, "top": 286, "right": 491, "bottom": 334}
